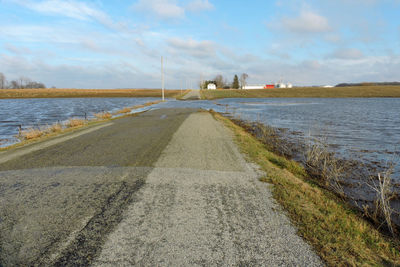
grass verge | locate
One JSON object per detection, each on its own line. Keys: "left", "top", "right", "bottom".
{"left": 212, "top": 111, "right": 400, "bottom": 266}
{"left": 201, "top": 86, "right": 400, "bottom": 99}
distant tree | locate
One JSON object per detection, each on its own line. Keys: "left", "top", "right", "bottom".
{"left": 214, "top": 75, "right": 225, "bottom": 88}
{"left": 0, "top": 73, "right": 6, "bottom": 89}
{"left": 240, "top": 73, "right": 248, "bottom": 89}
{"left": 232, "top": 74, "right": 239, "bottom": 89}
{"left": 9, "top": 80, "right": 19, "bottom": 89}
{"left": 26, "top": 81, "right": 46, "bottom": 89}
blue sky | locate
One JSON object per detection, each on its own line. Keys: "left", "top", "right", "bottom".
{"left": 0, "top": 0, "right": 399, "bottom": 88}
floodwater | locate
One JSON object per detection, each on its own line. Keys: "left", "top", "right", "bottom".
{"left": 1, "top": 97, "right": 399, "bottom": 181}
{"left": 0, "top": 98, "right": 160, "bottom": 147}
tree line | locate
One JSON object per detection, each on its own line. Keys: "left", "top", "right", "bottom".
{"left": 336, "top": 82, "right": 400, "bottom": 87}
{"left": 0, "top": 72, "right": 46, "bottom": 89}
{"left": 200, "top": 73, "right": 248, "bottom": 89}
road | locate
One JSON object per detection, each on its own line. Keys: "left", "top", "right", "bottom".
{"left": 181, "top": 90, "right": 201, "bottom": 100}
{"left": 0, "top": 108, "right": 322, "bottom": 266}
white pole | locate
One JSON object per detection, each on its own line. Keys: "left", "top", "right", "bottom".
{"left": 161, "top": 56, "right": 165, "bottom": 101}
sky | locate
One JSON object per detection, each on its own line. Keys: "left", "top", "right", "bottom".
{"left": 0, "top": 0, "right": 400, "bottom": 89}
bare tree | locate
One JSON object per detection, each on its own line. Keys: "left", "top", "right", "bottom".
{"left": 9, "top": 80, "right": 19, "bottom": 89}
{"left": 0, "top": 72, "right": 5, "bottom": 89}
{"left": 240, "top": 73, "right": 248, "bottom": 89}
{"left": 214, "top": 75, "right": 225, "bottom": 88}
{"left": 19, "top": 76, "right": 32, "bottom": 89}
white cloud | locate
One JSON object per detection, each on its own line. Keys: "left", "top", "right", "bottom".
{"left": 133, "top": 0, "right": 185, "bottom": 19}
{"left": 4, "top": 43, "right": 32, "bottom": 54}
{"left": 280, "top": 10, "right": 331, "bottom": 34}
{"left": 10, "top": 0, "right": 128, "bottom": 32}
{"left": 167, "top": 37, "right": 216, "bottom": 58}
{"left": 11, "top": 0, "right": 100, "bottom": 20}
{"left": 186, "top": 0, "right": 214, "bottom": 12}
{"left": 329, "top": 48, "right": 364, "bottom": 60}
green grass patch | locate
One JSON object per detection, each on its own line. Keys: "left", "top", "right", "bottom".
{"left": 213, "top": 111, "right": 400, "bottom": 266}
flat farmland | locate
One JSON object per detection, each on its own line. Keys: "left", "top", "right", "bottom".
{"left": 200, "top": 86, "right": 400, "bottom": 99}
{"left": 0, "top": 89, "right": 182, "bottom": 99}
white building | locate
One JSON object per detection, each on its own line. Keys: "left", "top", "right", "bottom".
{"left": 276, "top": 83, "right": 287, "bottom": 88}
{"left": 287, "top": 83, "right": 293, "bottom": 88}
{"left": 207, "top": 83, "right": 217, "bottom": 90}
{"left": 243, "top": 85, "right": 265, "bottom": 90}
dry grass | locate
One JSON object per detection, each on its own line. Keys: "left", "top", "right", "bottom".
{"left": 47, "top": 123, "right": 63, "bottom": 133}
{"left": 114, "top": 107, "right": 132, "bottom": 115}
{"left": 20, "top": 128, "right": 44, "bottom": 140}
{"left": 93, "top": 112, "right": 112, "bottom": 120}
{"left": 130, "top": 100, "right": 162, "bottom": 109}
{"left": 213, "top": 111, "right": 400, "bottom": 266}
{"left": 65, "top": 118, "right": 86, "bottom": 128}
{"left": 305, "top": 137, "right": 346, "bottom": 197}
{"left": 200, "top": 86, "right": 400, "bottom": 99}
{"left": 366, "top": 166, "right": 397, "bottom": 236}
{"left": 0, "top": 89, "right": 183, "bottom": 99}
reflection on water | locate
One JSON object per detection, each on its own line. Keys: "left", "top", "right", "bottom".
{"left": 1, "top": 97, "right": 399, "bottom": 181}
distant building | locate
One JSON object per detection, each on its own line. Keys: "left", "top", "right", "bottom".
{"left": 322, "top": 85, "right": 334, "bottom": 88}
{"left": 276, "top": 83, "right": 287, "bottom": 88}
{"left": 207, "top": 83, "right": 217, "bottom": 90}
{"left": 287, "top": 83, "right": 293, "bottom": 88}
{"left": 243, "top": 85, "right": 265, "bottom": 90}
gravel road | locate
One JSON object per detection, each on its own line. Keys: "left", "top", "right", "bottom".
{"left": 0, "top": 108, "right": 322, "bottom": 266}
{"left": 181, "top": 90, "right": 201, "bottom": 100}
{"left": 93, "top": 112, "right": 322, "bottom": 266}
{"left": 0, "top": 109, "right": 193, "bottom": 266}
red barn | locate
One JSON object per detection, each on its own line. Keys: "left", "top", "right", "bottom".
{"left": 264, "top": 84, "right": 275, "bottom": 89}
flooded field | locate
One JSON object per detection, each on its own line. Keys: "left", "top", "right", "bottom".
{"left": 1, "top": 97, "right": 399, "bottom": 181}
{"left": 0, "top": 97, "right": 160, "bottom": 147}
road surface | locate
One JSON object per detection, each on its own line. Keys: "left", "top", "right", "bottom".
{"left": 0, "top": 108, "right": 322, "bottom": 266}
{"left": 181, "top": 90, "right": 201, "bottom": 100}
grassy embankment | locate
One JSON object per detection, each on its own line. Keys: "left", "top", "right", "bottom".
{"left": 213, "top": 111, "right": 400, "bottom": 266}
{"left": 0, "top": 89, "right": 183, "bottom": 99}
{"left": 201, "top": 86, "right": 400, "bottom": 99}
{"left": 0, "top": 100, "right": 161, "bottom": 152}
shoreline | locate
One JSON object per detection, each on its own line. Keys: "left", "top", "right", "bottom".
{"left": 212, "top": 111, "right": 400, "bottom": 265}
{"left": 223, "top": 114, "right": 400, "bottom": 230}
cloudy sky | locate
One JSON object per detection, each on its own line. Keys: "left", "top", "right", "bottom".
{"left": 1, "top": 0, "right": 400, "bottom": 88}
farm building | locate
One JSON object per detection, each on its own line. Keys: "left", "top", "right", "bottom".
{"left": 243, "top": 85, "right": 265, "bottom": 90}
{"left": 207, "top": 83, "right": 217, "bottom": 90}
{"left": 243, "top": 84, "right": 276, "bottom": 89}
{"left": 275, "top": 83, "right": 287, "bottom": 88}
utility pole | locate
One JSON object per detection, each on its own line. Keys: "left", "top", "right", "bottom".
{"left": 161, "top": 56, "right": 165, "bottom": 101}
